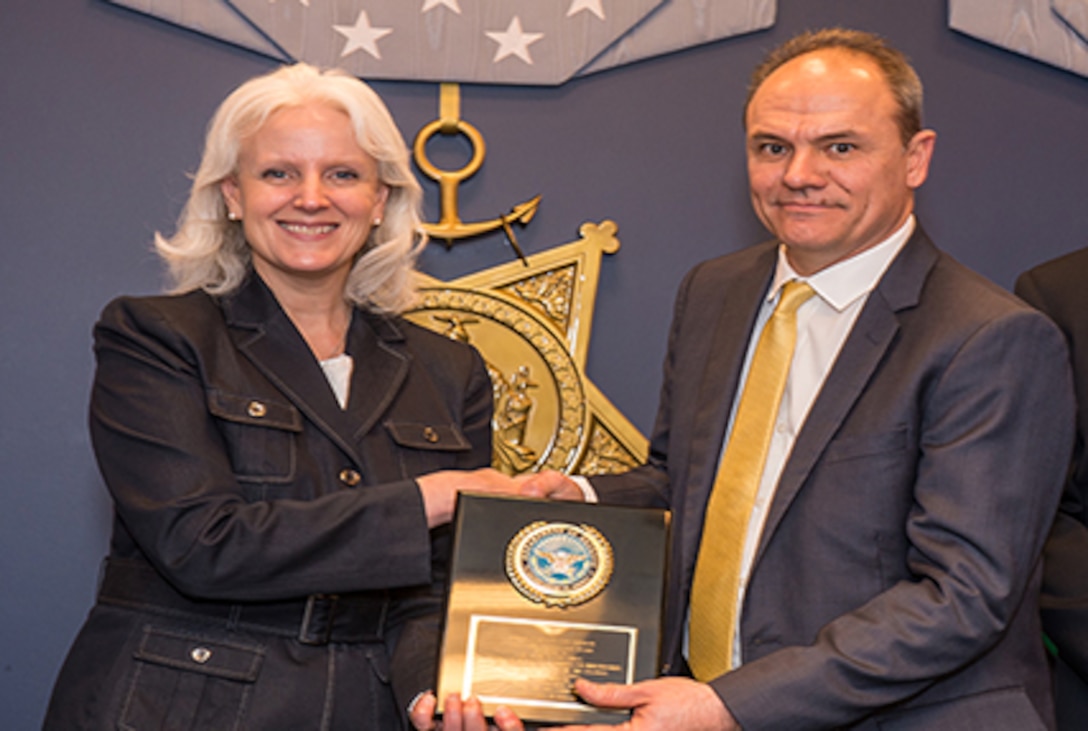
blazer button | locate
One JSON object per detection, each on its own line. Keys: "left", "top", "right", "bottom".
{"left": 190, "top": 647, "right": 212, "bottom": 664}
{"left": 339, "top": 469, "right": 362, "bottom": 487}
{"left": 422, "top": 426, "right": 439, "bottom": 443}
{"left": 246, "top": 400, "right": 267, "bottom": 418}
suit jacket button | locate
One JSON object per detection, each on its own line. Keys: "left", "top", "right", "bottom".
{"left": 339, "top": 469, "right": 362, "bottom": 487}
{"left": 246, "top": 400, "right": 267, "bottom": 418}
{"left": 422, "top": 426, "right": 439, "bottom": 443}
{"left": 190, "top": 647, "right": 212, "bottom": 664}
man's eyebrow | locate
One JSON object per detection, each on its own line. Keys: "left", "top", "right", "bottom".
{"left": 812, "top": 131, "right": 860, "bottom": 143}
{"left": 747, "top": 129, "right": 861, "bottom": 143}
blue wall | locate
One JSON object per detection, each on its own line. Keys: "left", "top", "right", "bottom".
{"left": 3, "top": 0, "right": 1087, "bottom": 726}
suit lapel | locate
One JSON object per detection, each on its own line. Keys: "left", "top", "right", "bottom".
{"left": 752, "top": 228, "right": 940, "bottom": 565}
{"left": 681, "top": 245, "right": 778, "bottom": 574}
{"left": 221, "top": 275, "right": 367, "bottom": 465}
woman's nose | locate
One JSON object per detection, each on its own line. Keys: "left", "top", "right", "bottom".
{"left": 294, "top": 174, "right": 328, "bottom": 210}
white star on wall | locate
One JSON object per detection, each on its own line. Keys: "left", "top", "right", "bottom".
{"left": 422, "top": 0, "right": 462, "bottom": 13}
{"left": 567, "top": 0, "right": 606, "bottom": 20}
{"left": 485, "top": 16, "right": 544, "bottom": 64}
{"left": 334, "top": 11, "right": 393, "bottom": 60}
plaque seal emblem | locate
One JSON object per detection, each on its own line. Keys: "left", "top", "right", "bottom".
{"left": 505, "top": 521, "right": 614, "bottom": 607}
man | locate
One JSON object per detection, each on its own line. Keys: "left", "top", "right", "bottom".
{"left": 1016, "top": 249, "right": 1088, "bottom": 730}
{"left": 412, "top": 28, "right": 1074, "bottom": 731}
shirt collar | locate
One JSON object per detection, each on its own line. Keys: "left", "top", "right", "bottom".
{"left": 769, "top": 215, "right": 915, "bottom": 312}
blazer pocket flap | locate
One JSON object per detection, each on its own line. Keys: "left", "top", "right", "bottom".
{"left": 134, "top": 626, "right": 265, "bottom": 683}
{"left": 207, "top": 389, "right": 302, "bottom": 432}
{"left": 384, "top": 420, "right": 471, "bottom": 452}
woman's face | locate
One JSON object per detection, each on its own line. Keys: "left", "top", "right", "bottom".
{"left": 220, "top": 102, "right": 389, "bottom": 292}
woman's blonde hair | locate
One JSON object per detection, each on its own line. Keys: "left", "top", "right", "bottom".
{"left": 155, "top": 63, "right": 425, "bottom": 313}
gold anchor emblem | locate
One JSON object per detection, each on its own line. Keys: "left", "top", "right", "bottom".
{"left": 413, "top": 83, "right": 540, "bottom": 263}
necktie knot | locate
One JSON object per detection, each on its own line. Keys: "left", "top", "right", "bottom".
{"left": 775, "top": 279, "right": 815, "bottom": 318}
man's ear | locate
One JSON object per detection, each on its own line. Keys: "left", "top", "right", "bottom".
{"left": 905, "top": 129, "right": 937, "bottom": 190}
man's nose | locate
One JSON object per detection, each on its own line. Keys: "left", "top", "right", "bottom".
{"left": 782, "top": 148, "right": 825, "bottom": 189}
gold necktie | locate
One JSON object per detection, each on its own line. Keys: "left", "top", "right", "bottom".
{"left": 688, "top": 279, "right": 815, "bottom": 681}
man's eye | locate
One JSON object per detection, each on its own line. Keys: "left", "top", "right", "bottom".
{"left": 830, "top": 142, "right": 854, "bottom": 154}
{"left": 762, "top": 143, "right": 786, "bottom": 155}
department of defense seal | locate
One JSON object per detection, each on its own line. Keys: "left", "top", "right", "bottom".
{"left": 505, "top": 521, "right": 614, "bottom": 608}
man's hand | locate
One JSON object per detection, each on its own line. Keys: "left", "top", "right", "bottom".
{"left": 514, "top": 469, "right": 586, "bottom": 501}
{"left": 562, "top": 677, "right": 738, "bottom": 731}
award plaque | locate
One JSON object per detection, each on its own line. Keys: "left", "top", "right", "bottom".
{"left": 436, "top": 493, "right": 670, "bottom": 725}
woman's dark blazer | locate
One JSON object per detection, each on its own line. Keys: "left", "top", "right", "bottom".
{"left": 45, "top": 273, "right": 492, "bottom": 730}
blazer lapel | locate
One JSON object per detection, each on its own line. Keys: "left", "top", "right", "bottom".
{"left": 221, "top": 275, "right": 366, "bottom": 464}
{"left": 681, "top": 245, "right": 778, "bottom": 574}
{"left": 753, "top": 228, "right": 940, "bottom": 565}
{"left": 343, "top": 311, "right": 410, "bottom": 441}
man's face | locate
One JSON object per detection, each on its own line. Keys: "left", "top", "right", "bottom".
{"left": 745, "top": 49, "right": 935, "bottom": 275}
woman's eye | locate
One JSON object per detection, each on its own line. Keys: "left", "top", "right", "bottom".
{"left": 261, "top": 169, "right": 288, "bottom": 180}
{"left": 330, "top": 169, "right": 359, "bottom": 181}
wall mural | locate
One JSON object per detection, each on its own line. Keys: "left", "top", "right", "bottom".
{"left": 950, "top": 0, "right": 1088, "bottom": 78}
{"left": 104, "top": 0, "right": 776, "bottom": 84}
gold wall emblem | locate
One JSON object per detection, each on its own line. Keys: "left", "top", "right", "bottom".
{"left": 406, "top": 221, "right": 647, "bottom": 476}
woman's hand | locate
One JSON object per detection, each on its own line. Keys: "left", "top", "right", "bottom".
{"left": 416, "top": 468, "right": 520, "bottom": 527}
{"left": 408, "top": 691, "right": 524, "bottom": 731}
{"left": 416, "top": 468, "right": 587, "bottom": 528}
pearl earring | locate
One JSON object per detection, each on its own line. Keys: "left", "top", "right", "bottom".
{"left": 227, "top": 211, "right": 239, "bottom": 221}
{"left": 372, "top": 218, "right": 382, "bottom": 227}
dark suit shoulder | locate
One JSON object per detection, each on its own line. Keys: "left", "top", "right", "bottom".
{"left": 1016, "top": 247, "right": 1088, "bottom": 328}
{"left": 1019, "top": 246, "right": 1088, "bottom": 294}
{"left": 927, "top": 252, "right": 1040, "bottom": 320}
{"left": 95, "top": 290, "right": 227, "bottom": 356}
{"left": 672, "top": 241, "right": 777, "bottom": 311}
{"left": 854, "top": 236, "right": 1040, "bottom": 355}
{"left": 98, "top": 289, "right": 223, "bottom": 330}
{"left": 682, "top": 240, "right": 777, "bottom": 283}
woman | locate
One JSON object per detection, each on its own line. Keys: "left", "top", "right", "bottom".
{"left": 44, "top": 63, "right": 561, "bottom": 730}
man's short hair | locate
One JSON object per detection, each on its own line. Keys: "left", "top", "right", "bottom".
{"left": 745, "top": 28, "right": 924, "bottom": 147}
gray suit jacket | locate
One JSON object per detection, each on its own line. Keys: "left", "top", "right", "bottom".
{"left": 593, "top": 227, "right": 1074, "bottom": 730}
